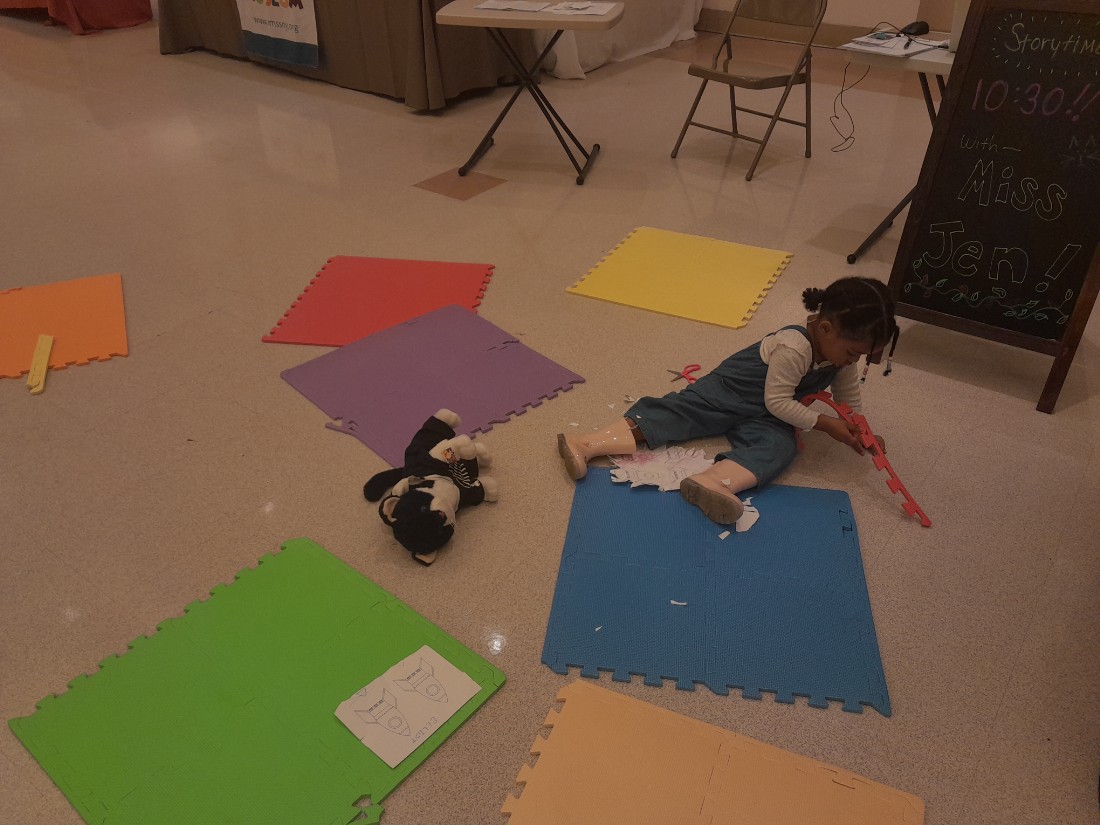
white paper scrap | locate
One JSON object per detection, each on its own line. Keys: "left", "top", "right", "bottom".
{"left": 609, "top": 447, "right": 712, "bottom": 492}
{"left": 735, "top": 498, "right": 760, "bottom": 533}
{"left": 718, "top": 530, "right": 731, "bottom": 540}
{"left": 670, "top": 600, "right": 688, "bottom": 606}
{"left": 335, "top": 645, "right": 480, "bottom": 768}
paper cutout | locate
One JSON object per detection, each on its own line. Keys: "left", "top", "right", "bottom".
{"left": 736, "top": 496, "right": 760, "bottom": 533}
{"left": 610, "top": 450, "right": 760, "bottom": 532}
{"left": 501, "top": 680, "right": 925, "bottom": 824}
{"left": 566, "top": 227, "right": 790, "bottom": 329}
{"left": 610, "top": 447, "right": 713, "bottom": 492}
{"left": 336, "top": 646, "right": 481, "bottom": 768}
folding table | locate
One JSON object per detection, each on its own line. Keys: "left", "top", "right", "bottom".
{"left": 841, "top": 42, "right": 955, "bottom": 263}
{"left": 435, "top": 0, "right": 624, "bottom": 185}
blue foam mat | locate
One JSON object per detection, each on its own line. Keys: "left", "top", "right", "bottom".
{"left": 541, "top": 470, "right": 891, "bottom": 715}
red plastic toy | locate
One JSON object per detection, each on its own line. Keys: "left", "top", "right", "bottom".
{"left": 801, "top": 391, "right": 932, "bottom": 528}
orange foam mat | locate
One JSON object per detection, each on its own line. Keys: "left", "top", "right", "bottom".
{"left": 503, "top": 681, "right": 924, "bottom": 825}
{"left": 0, "top": 273, "right": 128, "bottom": 379}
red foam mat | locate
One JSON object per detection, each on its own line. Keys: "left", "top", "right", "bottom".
{"left": 262, "top": 256, "right": 493, "bottom": 346}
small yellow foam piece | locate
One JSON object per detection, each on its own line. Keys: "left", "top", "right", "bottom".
{"left": 567, "top": 227, "right": 791, "bottom": 329}
{"left": 502, "top": 680, "right": 924, "bottom": 824}
{"left": 27, "top": 334, "right": 54, "bottom": 395}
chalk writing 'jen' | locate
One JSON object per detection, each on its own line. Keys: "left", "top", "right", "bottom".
{"left": 957, "top": 160, "right": 1066, "bottom": 221}
{"left": 920, "top": 220, "right": 1081, "bottom": 292}
{"left": 1004, "top": 23, "right": 1100, "bottom": 60}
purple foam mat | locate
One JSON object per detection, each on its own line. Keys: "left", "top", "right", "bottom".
{"left": 282, "top": 305, "right": 585, "bottom": 466}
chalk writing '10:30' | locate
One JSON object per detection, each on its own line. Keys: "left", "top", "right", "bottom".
{"left": 971, "top": 79, "right": 1098, "bottom": 121}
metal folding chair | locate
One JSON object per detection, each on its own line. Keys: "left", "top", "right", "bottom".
{"left": 670, "top": 0, "right": 827, "bottom": 181}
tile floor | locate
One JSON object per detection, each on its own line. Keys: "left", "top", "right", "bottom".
{"left": 1, "top": 9, "right": 1098, "bottom": 825}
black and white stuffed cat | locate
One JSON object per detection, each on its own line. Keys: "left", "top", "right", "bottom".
{"left": 363, "top": 409, "right": 497, "bottom": 564}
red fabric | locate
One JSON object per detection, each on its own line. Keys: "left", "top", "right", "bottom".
{"left": 1, "top": 0, "right": 152, "bottom": 34}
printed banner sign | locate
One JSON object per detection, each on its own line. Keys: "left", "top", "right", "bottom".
{"left": 235, "top": 0, "right": 319, "bottom": 67}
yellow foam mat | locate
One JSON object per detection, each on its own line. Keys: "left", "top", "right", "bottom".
{"left": 566, "top": 227, "right": 791, "bottom": 329}
{"left": 502, "top": 681, "right": 924, "bottom": 825}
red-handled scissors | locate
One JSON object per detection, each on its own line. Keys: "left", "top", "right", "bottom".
{"left": 667, "top": 364, "right": 701, "bottom": 383}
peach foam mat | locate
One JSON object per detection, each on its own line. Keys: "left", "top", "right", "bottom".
{"left": 502, "top": 680, "right": 924, "bottom": 825}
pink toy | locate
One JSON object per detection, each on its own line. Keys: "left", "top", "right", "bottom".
{"left": 801, "top": 391, "right": 931, "bottom": 528}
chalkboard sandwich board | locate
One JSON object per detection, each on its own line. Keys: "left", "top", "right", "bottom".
{"left": 888, "top": 0, "right": 1100, "bottom": 413}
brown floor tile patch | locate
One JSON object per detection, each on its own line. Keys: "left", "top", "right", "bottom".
{"left": 414, "top": 168, "right": 506, "bottom": 200}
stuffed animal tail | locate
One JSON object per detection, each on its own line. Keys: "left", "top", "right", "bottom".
{"left": 363, "top": 467, "right": 407, "bottom": 501}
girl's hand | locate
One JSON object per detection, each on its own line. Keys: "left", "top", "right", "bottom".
{"left": 813, "top": 415, "right": 864, "bottom": 454}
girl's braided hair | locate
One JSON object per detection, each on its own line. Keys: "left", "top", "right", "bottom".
{"left": 802, "top": 277, "right": 898, "bottom": 351}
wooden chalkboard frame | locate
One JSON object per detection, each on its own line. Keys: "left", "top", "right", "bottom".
{"left": 888, "top": 0, "right": 1100, "bottom": 413}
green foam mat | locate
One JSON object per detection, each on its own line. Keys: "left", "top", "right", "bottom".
{"left": 8, "top": 538, "right": 505, "bottom": 825}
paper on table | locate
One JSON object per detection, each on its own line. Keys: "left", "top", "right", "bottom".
{"left": 547, "top": 1, "right": 615, "bottom": 14}
{"left": 476, "top": 0, "right": 550, "bottom": 10}
{"left": 336, "top": 645, "right": 481, "bottom": 768}
{"left": 841, "top": 31, "right": 946, "bottom": 57}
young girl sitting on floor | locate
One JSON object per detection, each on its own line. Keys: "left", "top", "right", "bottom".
{"left": 557, "top": 276, "right": 899, "bottom": 525}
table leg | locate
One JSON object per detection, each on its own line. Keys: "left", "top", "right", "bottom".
{"left": 459, "top": 28, "right": 601, "bottom": 185}
{"left": 847, "top": 71, "right": 943, "bottom": 264}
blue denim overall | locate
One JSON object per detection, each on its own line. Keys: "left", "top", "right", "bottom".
{"left": 625, "top": 325, "right": 838, "bottom": 485}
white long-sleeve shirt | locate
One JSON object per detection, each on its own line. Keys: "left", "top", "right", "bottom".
{"left": 759, "top": 328, "right": 862, "bottom": 430}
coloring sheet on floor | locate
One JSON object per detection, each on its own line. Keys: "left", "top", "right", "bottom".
{"left": 336, "top": 646, "right": 481, "bottom": 767}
